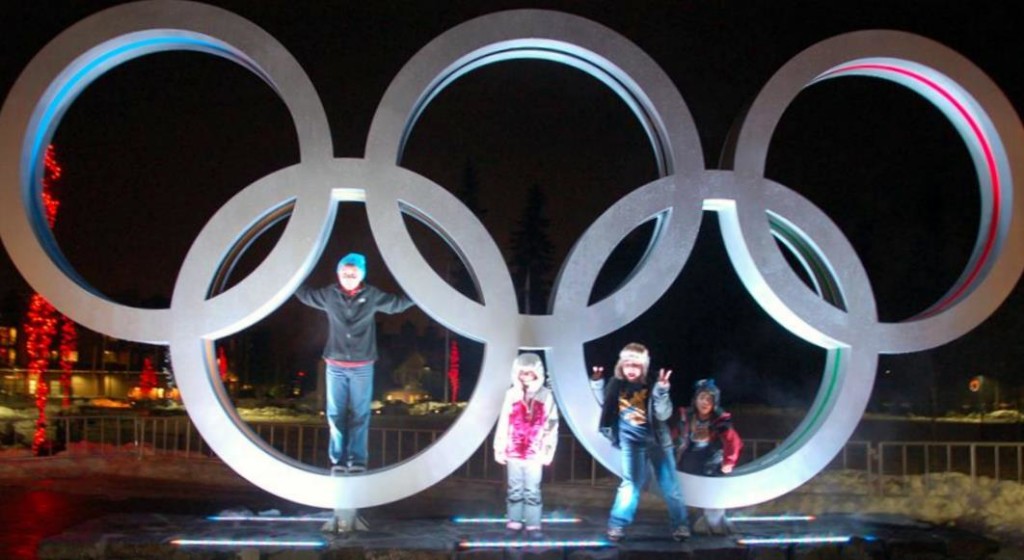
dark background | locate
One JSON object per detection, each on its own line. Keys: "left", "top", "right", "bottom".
{"left": 1, "top": 1, "right": 1021, "bottom": 413}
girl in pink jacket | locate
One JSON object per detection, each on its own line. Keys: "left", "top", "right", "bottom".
{"left": 493, "top": 353, "right": 559, "bottom": 537}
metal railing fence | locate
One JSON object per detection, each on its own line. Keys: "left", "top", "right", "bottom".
{"left": 8, "top": 414, "right": 1023, "bottom": 495}
{"left": 876, "top": 441, "right": 1024, "bottom": 494}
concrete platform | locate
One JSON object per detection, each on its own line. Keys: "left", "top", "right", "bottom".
{"left": 3, "top": 468, "right": 1002, "bottom": 559}
{"left": 37, "top": 508, "right": 1000, "bottom": 559}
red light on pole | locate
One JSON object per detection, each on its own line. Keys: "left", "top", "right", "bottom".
{"left": 969, "top": 376, "right": 983, "bottom": 393}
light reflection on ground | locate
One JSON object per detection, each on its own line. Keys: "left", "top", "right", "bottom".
{"left": 0, "top": 478, "right": 291, "bottom": 560}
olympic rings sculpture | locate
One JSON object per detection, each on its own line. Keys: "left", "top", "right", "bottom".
{"left": 2, "top": 1, "right": 1022, "bottom": 510}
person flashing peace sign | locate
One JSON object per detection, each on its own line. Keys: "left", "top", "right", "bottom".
{"left": 590, "top": 343, "right": 689, "bottom": 542}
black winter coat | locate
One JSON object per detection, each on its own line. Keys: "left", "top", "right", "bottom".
{"left": 295, "top": 283, "right": 414, "bottom": 362}
{"left": 592, "top": 377, "right": 675, "bottom": 449}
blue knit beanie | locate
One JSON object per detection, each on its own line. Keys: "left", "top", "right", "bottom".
{"left": 337, "top": 253, "right": 367, "bottom": 277}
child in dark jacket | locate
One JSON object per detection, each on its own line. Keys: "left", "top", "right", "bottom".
{"left": 591, "top": 343, "right": 690, "bottom": 542}
{"left": 677, "top": 378, "right": 742, "bottom": 534}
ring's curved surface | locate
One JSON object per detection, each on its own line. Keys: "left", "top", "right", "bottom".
{"left": 729, "top": 31, "right": 1024, "bottom": 354}
{"left": 0, "top": 0, "right": 331, "bottom": 344}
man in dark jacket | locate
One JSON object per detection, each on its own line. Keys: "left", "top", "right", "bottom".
{"left": 295, "top": 253, "right": 414, "bottom": 472}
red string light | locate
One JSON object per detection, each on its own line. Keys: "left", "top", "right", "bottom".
{"left": 140, "top": 357, "right": 157, "bottom": 398}
{"left": 25, "top": 294, "right": 56, "bottom": 453}
{"left": 447, "top": 340, "right": 460, "bottom": 403}
{"left": 22, "top": 145, "right": 77, "bottom": 454}
{"left": 41, "top": 145, "right": 62, "bottom": 228}
{"left": 217, "top": 346, "right": 229, "bottom": 382}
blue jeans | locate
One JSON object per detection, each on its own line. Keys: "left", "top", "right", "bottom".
{"left": 609, "top": 438, "right": 687, "bottom": 529}
{"left": 506, "top": 458, "right": 543, "bottom": 528}
{"left": 325, "top": 362, "right": 374, "bottom": 467}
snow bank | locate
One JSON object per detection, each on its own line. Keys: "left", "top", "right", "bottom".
{"left": 744, "top": 470, "right": 1024, "bottom": 547}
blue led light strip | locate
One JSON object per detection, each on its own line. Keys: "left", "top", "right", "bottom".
{"left": 727, "top": 514, "right": 816, "bottom": 522}
{"left": 739, "top": 535, "right": 851, "bottom": 545}
{"left": 459, "top": 539, "right": 610, "bottom": 548}
{"left": 452, "top": 516, "right": 581, "bottom": 524}
{"left": 172, "top": 538, "right": 327, "bottom": 547}
{"left": 207, "top": 515, "right": 329, "bottom": 522}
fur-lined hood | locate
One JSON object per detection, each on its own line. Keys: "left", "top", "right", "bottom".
{"left": 510, "top": 352, "right": 546, "bottom": 393}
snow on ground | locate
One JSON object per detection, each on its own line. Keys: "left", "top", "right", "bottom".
{"left": 739, "top": 470, "right": 1024, "bottom": 549}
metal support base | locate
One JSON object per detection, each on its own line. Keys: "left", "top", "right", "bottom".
{"left": 322, "top": 465, "right": 370, "bottom": 534}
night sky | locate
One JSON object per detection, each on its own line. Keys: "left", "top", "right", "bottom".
{"left": 1, "top": 1, "right": 1022, "bottom": 411}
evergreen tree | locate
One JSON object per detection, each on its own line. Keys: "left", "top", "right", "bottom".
{"left": 458, "top": 158, "right": 486, "bottom": 221}
{"left": 449, "top": 158, "right": 486, "bottom": 301}
{"left": 509, "top": 183, "right": 554, "bottom": 314}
